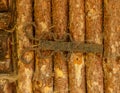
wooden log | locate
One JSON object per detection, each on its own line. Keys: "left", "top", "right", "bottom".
{"left": 0, "top": 0, "right": 15, "bottom": 29}
{"left": 0, "top": 31, "right": 12, "bottom": 72}
{"left": 0, "top": 0, "right": 16, "bottom": 92}
{"left": 16, "top": 0, "right": 34, "bottom": 93}
{"left": 0, "top": 80, "right": 15, "bottom": 93}
{"left": 52, "top": 0, "right": 68, "bottom": 93}
{"left": 104, "top": 1, "right": 120, "bottom": 93}
{"left": 33, "top": 0, "right": 53, "bottom": 93}
{"left": 0, "top": 13, "right": 11, "bottom": 29}
{"left": 0, "top": 79, "right": 16, "bottom": 93}
{"left": 0, "top": 0, "right": 8, "bottom": 11}
{"left": 85, "top": 0, "right": 104, "bottom": 93}
{"left": 69, "top": 0, "right": 86, "bottom": 93}
{"left": 0, "top": 80, "right": 16, "bottom": 93}
{"left": 0, "top": 32, "right": 14, "bottom": 93}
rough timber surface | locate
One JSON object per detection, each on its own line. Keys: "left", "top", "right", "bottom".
{"left": 69, "top": 0, "right": 86, "bottom": 93}
{"left": 0, "top": 0, "right": 8, "bottom": 11}
{"left": 16, "top": 0, "right": 34, "bottom": 93}
{"left": 33, "top": 0, "right": 53, "bottom": 93}
{"left": 52, "top": 0, "right": 68, "bottom": 93}
{"left": 104, "top": 0, "right": 120, "bottom": 93}
{"left": 85, "top": 0, "right": 104, "bottom": 93}
{"left": 0, "top": 80, "right": 16, "bottom": 93}
{"left": 0, "top": 0, "right": 16, "bottom": 92}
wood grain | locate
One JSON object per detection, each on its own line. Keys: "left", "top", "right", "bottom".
{"left": 0, "top": 0, "right": 8, "bottom": 11}
{"left": 85, "top": 0, "right": 104, "bottom": 93}
{"left": 69, "top": 0, "right": 86, "bottom": 93}
{"left": 104, "top": 0, "right": 120, "bottom": 93}
{"left": 16, "top": 0, "right": 34, "bottom": 93}
{"left": 33, "top": 0, "right": 53, "bottom": 93}
{"left": 52, "top": 0, "right": 68, "bottom": 93}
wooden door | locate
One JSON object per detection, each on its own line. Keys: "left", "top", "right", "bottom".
{"left": 0, "top": 0, "right": 119, "bottom": 93}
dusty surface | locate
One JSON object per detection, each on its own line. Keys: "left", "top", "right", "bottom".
{"left": 104, "top": 0, "right": 120, "bottom": 93}
{"left": 85, "top": 0, "right": 104, "bottom": 93}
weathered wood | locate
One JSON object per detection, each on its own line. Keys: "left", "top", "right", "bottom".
{"left": 0, "top": 76, "right": 16, "bottom": 93}
{"left": 0, "top": 32, "right": 13, "bottom": 93}
{"left": 16, "top": 0, "right": 34, "bottom": 93}
{"left": 104, "top": 0, "right": 120, "bottom": 93}
{"left": 85, "top": 0, "right": 104, "bottom": 93}
{"left": 53, "top": 52, "right": 68, "bottom": 93}
{"left": 52, "top": 0, "right": 68, "bottom": 93}
{"left": 0, "top": 0, "right": 15, "bottom": 92}
{"left": 0, "top": 13, "right": 11, "bottom": 29}
{"left": 0, "top": 30, "right": 12, "bottom": 73}
{"left": 0, "top": 80, "right": 16, "bottom": 93}
{"left": 33, "top": 0, "right": 53, "bottom": 93}
{"left": 0, "top": 0, "right": 8, "bottom": 11}
{"left": 69, "top": 0, "right": 86, "bottom": 93}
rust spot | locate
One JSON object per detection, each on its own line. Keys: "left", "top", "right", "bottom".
{"left": 74, "top": 56, "right": 83, "bottom": 65}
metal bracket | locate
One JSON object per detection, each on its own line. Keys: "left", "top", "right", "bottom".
{"left": 38, "top": 40, "right": 103, "bottom": 53}
{"left": 20, "top": 23, "right": 103, "bottom": 64}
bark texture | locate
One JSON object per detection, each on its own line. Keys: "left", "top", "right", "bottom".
{"left": 0, "top": 0, "right": 8, "bottom": 11}
{"left": 104, "top": 0, "right": 120, "bottom": 93}
{"left": 16, "top": 0, "right": 34, "bottom": 93}
{"left": 69, "top": 0, "right": 86, "bottom": 93}
{"left": 0, "top": 13, "right": 11, "bottom": 29}
{"left": 0, "top": 0, "right": 15, "bottom": 92}
{"left": 52, "top": 0, "right": 68, "bottom": 93}
{"left": 33, "top": 0, "right": 53, "bottom": 93}
{"left": 0, "top": 32, "right": 14, "bottom": 92}
{"left": 0, "top": 80, "right": 16, "bottom": 93}
{"left": 85, "top": 0, "right": 104, "bottom": 93}
{"left": 0, "top": 31, "right": 12, "bottom": 73}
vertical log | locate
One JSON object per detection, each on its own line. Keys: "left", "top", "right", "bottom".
{"left": 104, "top": 0, "right": 120, "bottom": 93}
{"left": 52, "top": 0, "right": 68, "bottom": 93}
{"left": 69, "top": 0, "right": 86, "bottom": 93}
{"left": 85, "top": 0, "right": 104, "bottom": 93}
{"left": 33, "top": 0, "right": 53, "bottom": 93}
{"left": 16, "top": 0, "right": 34, "bottom": 93}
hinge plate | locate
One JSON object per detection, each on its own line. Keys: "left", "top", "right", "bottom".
{"left": 20, "top": 23, "right": 103, "bottom": 64}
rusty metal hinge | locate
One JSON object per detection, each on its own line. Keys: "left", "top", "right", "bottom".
{"left": 20, "top": 23, "right": 103, "bottom": 64}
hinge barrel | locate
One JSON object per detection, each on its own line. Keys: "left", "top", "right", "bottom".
{"left": 39, "top": 40, "right": 103, "bottom": 53}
